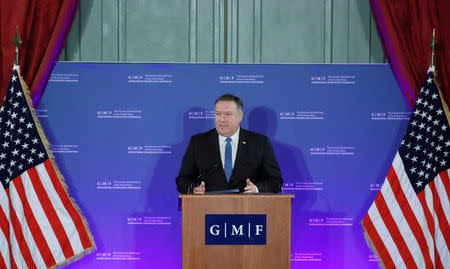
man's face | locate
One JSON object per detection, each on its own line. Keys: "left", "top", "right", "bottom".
{"left": 214, "top": 100, "right": 243, "bottom": 137}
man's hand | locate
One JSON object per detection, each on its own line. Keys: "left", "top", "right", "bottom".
{"left": 193, "top": 181, "right": 205, "bottom": 194}
{"left": 244, "top": 178, "right": 258, "bottom": 193}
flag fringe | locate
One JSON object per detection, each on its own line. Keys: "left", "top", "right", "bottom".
{"left": 432, "top": 70, "right": 450, "bottom": 126}
{"left": 361, "top": 221, "right": 386, "bottom": 269}
{"left": 18, "top": 71, "right": 97, "bottom": 267}
{"left": 50, "top": 246, "right": 96, "bottom": 269}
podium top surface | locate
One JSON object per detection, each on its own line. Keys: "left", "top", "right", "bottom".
{"left": 179, "top": 194, "right": 294, "bottom": 199}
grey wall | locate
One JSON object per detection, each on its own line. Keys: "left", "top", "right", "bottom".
{"left": 60, "top": 0, "right": 385, "bottom": 63}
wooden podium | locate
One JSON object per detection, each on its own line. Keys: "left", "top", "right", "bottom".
{"left": 180, "top": 194, "right": 294, "bottom": 269}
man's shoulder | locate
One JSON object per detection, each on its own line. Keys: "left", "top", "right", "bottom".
{"left": 240, "top": 128, "right": 268, "bottom": 142}
{"left": 189, "top": 128, "right": 268, "bottom": 142}
{"left": 191, "top": 128, "right": 217, "bottom": 140}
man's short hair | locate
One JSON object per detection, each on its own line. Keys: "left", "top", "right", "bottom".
{"left": 215, "top": 94, "right": 243, "bottom": 112}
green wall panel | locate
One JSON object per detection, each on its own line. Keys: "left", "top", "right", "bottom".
{"left": 260, "top": 0, "right": 326, "bottom": 63}
{"left": 80, "top": 0, "right": 102, "bottom": 61}
{"left": 61, "top": 0, "right": 385, "bottom": 64}
{"left": 126, "top": 0, "right": 190, "bottom": 62}
{"left": 65, "top": 7, "right": 80, "bottom": 61}
{"left": 370, "top": 14, "right": 385, "bottom": 63}
{"left": 332, "top": 0, "right": 349, "bottom": 62}
{"left": 348, "top": 0, "right": 371, "bottom": 63}
{"left": 102, "top": 1, "right": 119, "bottom": 61}
{"left": 193, "top": 0, "right": 221, "bottom": 62}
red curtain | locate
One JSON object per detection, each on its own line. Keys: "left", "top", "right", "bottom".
{"left": 370, "top": 0, "right": 450, "bottom": 109}
{"left": 0, "top": 0, "right": 80, "bottom": 106}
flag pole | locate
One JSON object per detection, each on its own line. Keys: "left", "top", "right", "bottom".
{"left": 13, "top": 26, "right": 22, "bottom": 66}
{"left": 430, "top": 29, "right": 436, "bottom": 67}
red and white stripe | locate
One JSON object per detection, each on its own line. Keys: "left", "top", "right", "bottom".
{"left": 0, "top": 185, "right": 11, "bottom": 269}
{"left": 0, "top": 159, "right": 93, "bottom": 268}
{"left": 363, "top": 153, "right": 450, "bottom": 268}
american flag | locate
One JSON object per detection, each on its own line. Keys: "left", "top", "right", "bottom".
{"left": 0, "top": 66, "right": 95, "bottom": 268}
{"left": 362, "top": 66, "right": 450, "bottom": 268}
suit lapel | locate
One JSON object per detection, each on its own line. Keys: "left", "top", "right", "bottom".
{"left": 208, "top": 129, "right": 227, "bottom": 182}
{"left": 208, "top": 129, "right": 222, "bottom": 167}
{"left": 229, "top": 128, "right": 248, "bottom": 185}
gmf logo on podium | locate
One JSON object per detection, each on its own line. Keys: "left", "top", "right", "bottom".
{"left": 205, "top": 214, "right": 266, "bottom": 245}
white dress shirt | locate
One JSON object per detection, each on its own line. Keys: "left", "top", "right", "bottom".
{"left": 218, "top": 128, "right": 240, "bottom": 171}
{"left": 217, "top": 128, "right": 258, "bottom": 192}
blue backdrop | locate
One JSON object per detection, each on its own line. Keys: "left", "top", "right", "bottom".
{"left": 37, "top": 62, "right": 410, "bottom": 268}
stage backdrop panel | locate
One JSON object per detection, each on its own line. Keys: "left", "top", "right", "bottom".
{"left": 37, "top": 62, "right": 409, "bottom": 268}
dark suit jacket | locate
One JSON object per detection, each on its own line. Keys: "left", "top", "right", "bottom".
{"left": 176, "top": 128, "right": 283, "bottom": 193}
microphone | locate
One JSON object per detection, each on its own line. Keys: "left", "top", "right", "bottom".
{"left": 195, "top": 163, "right": 220, "bottom": 183}
{"left": 189, "top": 164, "right": 221, "bottom": 193}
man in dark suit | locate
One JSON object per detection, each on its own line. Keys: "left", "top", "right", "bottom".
{"left": 176, "top": 94, "right": 283, "bottom": 194}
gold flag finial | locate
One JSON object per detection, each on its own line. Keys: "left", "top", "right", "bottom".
{"left": 430, "top": 29, "right": 436, "bottom": 67}
{"left": 13, "top": 26, "right": 22, "bottom": 66}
